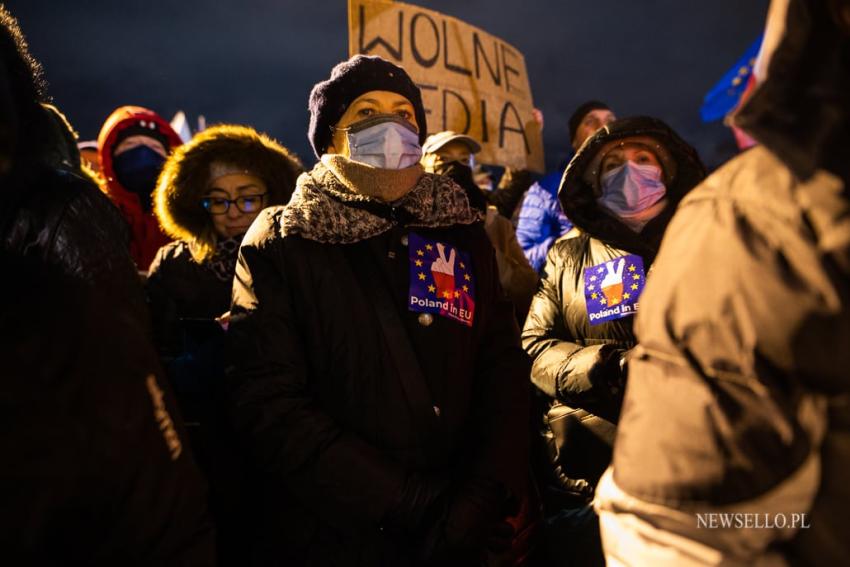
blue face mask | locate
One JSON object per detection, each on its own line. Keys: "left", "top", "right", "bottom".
{"left": 343, "top": 114, "right": 421, "bottom": 170}
{"left": 597, "top": 161, "right": 666, "bottom": 218}
{"left": 112, "top": 145, "right": 167, "bottom": 211}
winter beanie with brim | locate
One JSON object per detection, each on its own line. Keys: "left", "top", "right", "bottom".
{"left": 308, "top": 54, "right": 427, "bottom": 159}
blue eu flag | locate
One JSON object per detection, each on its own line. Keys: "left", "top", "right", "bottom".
{"left": 700, "top": 35, "right": 763, "bottom": 123}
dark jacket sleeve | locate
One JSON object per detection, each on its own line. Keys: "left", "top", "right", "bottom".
{"left": 91, "top": 366, "right": 215, "bottom": 567}
{"left": 224, "top": 214, "right": 407, "bottom": 527}
{"left": 8, "top": 259, "right": 215, "bottom": 566}
{"left": 522, "top": 243, "right": 616, "bottom": 406}
{"left": 468, "top": 228, "right": 531, "bottom": 499}
{"left": 146, "top": 245, "right": 182, "bottom": 356}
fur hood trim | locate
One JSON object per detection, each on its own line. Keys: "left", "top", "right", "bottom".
{"left": 155, "top": 124, "right": 303, "bottom": 252}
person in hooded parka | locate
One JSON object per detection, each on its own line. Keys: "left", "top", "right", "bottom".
{"left": 148, "top": 124, "right": 303, "bottom": 358}
{"left": 522, "top": 116, "right": 705, "bottom": 566}
{"left": 146, "top": 127, "right": 302, "bottom": 560}
{"left": 0, "top": 6, "right": 147, "bottom": 325}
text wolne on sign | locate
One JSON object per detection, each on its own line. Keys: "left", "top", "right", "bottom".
{"left": 348, "top": 0, "right": 545, "bottom": 172}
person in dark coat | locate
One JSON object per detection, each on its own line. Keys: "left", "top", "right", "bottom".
{"left": 0, "top": 5, "right": 147, "bottom": 326}
{"left": 522, "top": 116, "right": 705, "bottom": 566}
{"left": 225, "top": 54, "right": 530, "bottom": 566}
{"left": 0, "top": 7, "right": 214, "bottom": 563}
{"left": 595, "top": 1, "right": 850, "bottom": 564}
{"left": 148, "top": 124, "right": 303, "bottom": 358}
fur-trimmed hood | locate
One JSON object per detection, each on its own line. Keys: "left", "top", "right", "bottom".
{"left": 281, "top": 160, "right": 482, "bottom": 244}
{"left": 154, "top": 124, "right": 303, "bottom": 256}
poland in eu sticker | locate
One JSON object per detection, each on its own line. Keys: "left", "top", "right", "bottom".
{"left": 584, "top": 254, "right": 646, "bottom": 326}
{"left": 407, "top": 232, "right": 475, "bottom": 327}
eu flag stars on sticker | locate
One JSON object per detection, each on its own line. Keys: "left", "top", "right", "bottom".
{"left": 584, "top": 254, "right": 645, "bottom": 326}
{"left": 407, "top": 232, "right": 475, "bottom": 327}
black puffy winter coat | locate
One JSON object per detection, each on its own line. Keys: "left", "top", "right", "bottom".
{"left": 522, "top": 117, "right": 706, "bottom": 491}
{"left": 225, "top": 162, "right": 530, "bottom": 565}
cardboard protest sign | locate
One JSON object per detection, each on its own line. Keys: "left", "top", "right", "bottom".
{"left": 348, "top": 0, "right": 545, "bottom": 172}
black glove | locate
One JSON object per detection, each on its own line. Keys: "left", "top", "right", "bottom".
{"left": 381, "top": 472, "right": 449, "bottom": 536}
{"left": 416, "top": 477, "right": 516, "bottom": 565}
{"left": 592, "top": 345, "right": 628, "bottom": 396}
{"left": 553, "top": 464, "right": 594, "bottom": 502}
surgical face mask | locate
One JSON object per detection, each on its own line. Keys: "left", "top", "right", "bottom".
{"left": 112, "top": 145, "right": 166, "bottom": 211}
{"left": 341, "top": 114, "right": 421, "bottom": 170}
{"left": 597, "top": 161, "right": 666, "bottom": 219}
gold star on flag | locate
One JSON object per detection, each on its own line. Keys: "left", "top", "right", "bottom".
{"left": 631, "top": 283, "right": 638, "bottom": 290}
{"left": 628, "top": 265, "right": 636, "bottom": 272}
{"left": 462, "top": 285, "right": 469, "bottom": 292}
{"left": 590, "top": 275, "right": 597, "bottom": 282}
{"left": 623, "top": 292, "right": 631, "bottom": 300}
{"left": 633, "top": 274, "right": 640, "bottom": 280}
{"left": 464, "top": 274, "right": 471, "bottom": 281}
{"left": 588, "top": 284, "right": 595, "bottom": 291}
{"left": 425, "top": 244, "right": 433, "bottom": 251}
{"left": 417, "top": 249, "right": 424, "bottom": 256}
{"left": 453, "top": 290, "right": 460, "bottom": 298}
{"left": 418, "top": 272, "right": 426, "bottom": 281}
{"left": 460, "top": 262, "right": 465, "bottom": 269}
{"left": 415, "top": 259, "right": 423, "bottom": 267}
{"left": 443, "top": 290, "right": 452, "bottom": 299}
{"left": 591, "top": 292, "right": 598, "bottom": 299}
{"left": 428, "top": 285, "right": 436, "bottom": 293}
{"left": 600, "top": 298, "right": 607, "bottom": 305}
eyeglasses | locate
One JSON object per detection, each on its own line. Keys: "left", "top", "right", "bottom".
{"left": 200, "top": 194, "right": 267, "bottom": 215}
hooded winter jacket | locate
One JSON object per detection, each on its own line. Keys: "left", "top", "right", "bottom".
{"left": 225, "top": 160, "right": 530, "bottom": 565}
{"left": 98, "top": 106, "right": 182, "bottom": 269}
{"left": 596, "top": 1, "right": 850, "bottom": 564}
{"left": 522, "top": 117, "right": 705, "bottom": 491}
{"left": 147, "top": 124, "right": 303, "bottom": 356}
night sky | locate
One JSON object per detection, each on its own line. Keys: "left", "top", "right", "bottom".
{"left": 8, "top": 0, "right": 769, "bottom": 171}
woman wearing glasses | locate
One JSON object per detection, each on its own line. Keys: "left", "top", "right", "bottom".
{"left": 147, "top": 124, "right": 302, "bottom": 360}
